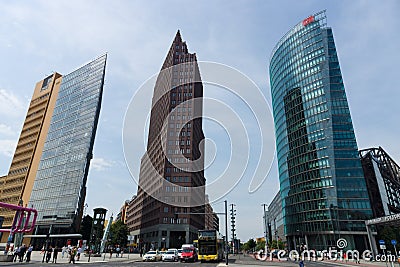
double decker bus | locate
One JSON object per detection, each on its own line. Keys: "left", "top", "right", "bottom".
{"left": 197, "top": 230, "right": 224, "bottom": 262}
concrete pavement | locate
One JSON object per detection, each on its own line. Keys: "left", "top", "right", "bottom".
{"left": 0, "top": 251, "right": 143, "bottom": 265}
{"left": 220, "top": 253, "right": 399, "bottom": 267}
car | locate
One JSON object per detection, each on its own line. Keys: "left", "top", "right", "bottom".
{"left": 142, "top": 250, "right": 161, "bottom": 261}
{"left": 162, "top": 250, "right": 178, "bottom": 261}
{"left": 168, "top": 248, "right": 178, "bottom": 253}
{"left": 180, "top": 247, "right": 198, "bottom": 262}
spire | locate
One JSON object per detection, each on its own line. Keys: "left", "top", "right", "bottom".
{"left": 174, "top": 29, "right": 182, "bottom": 43}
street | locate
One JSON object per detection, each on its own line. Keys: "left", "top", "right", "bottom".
{"left": 0, "top": 252, "right": 394, "bottom": 267}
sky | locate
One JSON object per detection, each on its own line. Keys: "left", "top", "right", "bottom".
{"left": 0, "top": 0, "right": 399, "bottom": 242}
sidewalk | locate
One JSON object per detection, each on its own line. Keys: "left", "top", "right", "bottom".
{"left": 0, "top": 251, "right": 142, "bottom": 265}
{"left": 229, "top": 253, "right": 396, "bottom": 267}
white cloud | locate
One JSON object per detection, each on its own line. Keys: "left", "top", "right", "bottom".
{"left": 0, "top": 124, "right": 15, "bottom": 136}
{"left": 90, "top": 157, "right": 115, "bottom": 172}
{"left": 0, "top": 89, "right": 27, "bottom": 117}
{"left": 0, "top": 139, "right": 17, "bottom": 157}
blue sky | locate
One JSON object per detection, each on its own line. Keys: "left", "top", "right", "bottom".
{"left": 0, "top": 0, "right": 399, "bottom": 242}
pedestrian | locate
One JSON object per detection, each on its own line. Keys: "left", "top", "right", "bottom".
{"left": 109, "top": 247, "right": 113, "bottom": 259}
{"left": 13, "top": 246, "right": 20, "bottom": 262}
{"left": 116, "top": 245, "right": 120, "bottom": 257}
{"left": 26, "top": 244, "right": 33, "bottom": 262}
{"left": 53, "top": 246, "right": 59, "bottom": 263}
{"left": 19, "top": 244, "right": 26, "bottom": 262}
{"left": 61, "top": 246, "right": 67, "bottom": 258}
{"left": 354, "top": 253, "right": 360, "bottom": 264}
{"left": 121, "top": 247, "right": 124, "bottom": 258}
{"left": 69, "top": 246, "right": 77, "bottom": 264}
{"left": 46, "top": 245, "right": 52, "bottom": 263}
{"left": 77, "top": 246, "right": 83, "bottom": 261}
{"left": 299, "top": 260, "right": 304, "bottom": 267}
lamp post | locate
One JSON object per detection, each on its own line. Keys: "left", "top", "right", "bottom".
{"left": 261, "top": 204, "right": 269, "bottom": 253}
{"left": 230, "top": 204, "right": 236, "bottom": 255}
{"left": 225, "top": 200, "right": 229, "bottom": 266}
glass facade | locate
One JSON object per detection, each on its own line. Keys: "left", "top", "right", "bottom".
{"left": 270, "top": 11, "right": 372, "bottom": 250}
{"left": 29, "top": 55, "right": 107, "bottom": 233}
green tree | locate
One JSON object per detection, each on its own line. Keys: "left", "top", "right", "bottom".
{"left": 379, "top": 226, "right": 400, "bottom": 251}
{"left": 256, "top": 240, "right": 266, "bottom": 251}
{"left": 79, "top": 215, "right": 93, "bottom": 241}
{"left": 242, "top": 238, "right": 257, "bottom": 252}
{"left": 269, "top": 239, "right": 285, "bottom": 249}
{"left": 109, "top": 220, "right": 128, "bottom": 247}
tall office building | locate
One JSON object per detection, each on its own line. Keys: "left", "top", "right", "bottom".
{"left": 0, "top": 72, "right": 63, "bottom": 242}
{"left": 29, "top": 55, "right": 106, "bottom": 236}
{"left": 270, "top": 11, "right": 372, "bottom": 250}
{"left": 128, "top": 31, "right": 206, "bottom": 250}
{"left": 0, "top": 55, "right": 106, "bottom": 243}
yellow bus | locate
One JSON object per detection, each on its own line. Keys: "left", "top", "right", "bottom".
{"left": 197, "top": 230, "right": 224, "bottom": 262}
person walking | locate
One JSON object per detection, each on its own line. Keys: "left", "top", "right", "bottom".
{"left": 61, "top": 246, "right": 67, "bottom": 258}
{"left": 116, "top": 245, "right": 120, "bottom": 257}
{"left": 77, "top": 246, "right": 83, "bottom": 261}
{"left": 13, "top": 246, "right": 20, "bottom": 262}
{"left": 26, "top": 244, "right": 33, "bottom": 262}
{"left": 46, "top": 246, "right": 52, "bottom": 263}
{"left": 69, "top": 246, "right": 77, "bottom": 264}
{"left": 19, "top": 244, "right": 26, "bottom": 262}
{"left": 53, "top": 246, "right": 59, "bottom": 263}
{"left": 109, "top": 247, "right": 113, "bottom": 259}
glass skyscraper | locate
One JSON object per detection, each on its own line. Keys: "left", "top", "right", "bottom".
{"left": 270, "top": 11, "right": 372, "bottom": 250}
{"left": 29, "top": 55, "right": 107, "bottom": 235}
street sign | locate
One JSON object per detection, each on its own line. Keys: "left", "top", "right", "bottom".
{"left": 380, "top": 245, "right": 386, "bottom": 250}
{"left": 379, "top": 240, "right": 385, "bottom": 245}
{"left": 391, "top": 240, "right": 397, "bottom": 246}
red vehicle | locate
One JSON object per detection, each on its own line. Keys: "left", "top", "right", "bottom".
{"left": 180, "top": 247, "right": 198, "bottom": 262}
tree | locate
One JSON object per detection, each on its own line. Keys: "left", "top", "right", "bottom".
{"left": 242, "top": 238, "right": 257, "bottom": 252}
{"left": 109, "top": 220, "right": 128, "bottom": 247}
{"left": 379, "top": 226, "right": 400, "bottom": 251}
{"left": 269, "top": 239, "right": 285, "bottom": 249}
{"left": 256, "top": 240, "right": 266, "bottom": 251}
{"left": 80, "top": 215, "right": 93, "bottom": 241}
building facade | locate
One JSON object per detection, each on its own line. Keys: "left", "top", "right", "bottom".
{"left": 270, "top": 11, "right": 372, "bottom": 250}
{"left": 128, "top": 31, "right": 207, "bottom": 250}
{"left": 0, "top": 73, "right": 62, "bottom": 234}
{"left": 28, "top": 55, "right": 107, "bottom": 237}
{"left": 359, "top": 147, "right": 400, "bottom": 218}
{"left": 267, "top": 191, "right": 286, "bottom": 244}
{"left": 205, "top": 195, "right": 219, "bottom": 231}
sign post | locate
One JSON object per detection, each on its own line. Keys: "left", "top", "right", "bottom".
{"left": 391, "top": 240, "right": 398, "bottom": 266}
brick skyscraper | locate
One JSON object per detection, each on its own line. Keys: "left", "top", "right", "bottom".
{"left": 128, "top": 31, "right": 206, "bottom": 249}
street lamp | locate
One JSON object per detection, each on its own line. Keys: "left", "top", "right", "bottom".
{"left": 261, "top": 204, "right": 269, "bottom": 253}
{"left": 230, "top": 204, "right": 236, "bottom": 254}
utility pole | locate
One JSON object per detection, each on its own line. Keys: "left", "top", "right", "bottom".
{"left": 225, "top": 200, "right": 229, "bottom": 266}
{"left": 230, "top": 204, "right": 236, "bottom": 255}
{"left": 261, "top": 204, "right": 269, "bottom": 253}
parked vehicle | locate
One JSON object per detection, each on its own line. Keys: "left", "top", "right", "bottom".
{"left": 180, "top": 247, "right": 198, "bottom": 262}
{"left": 162, "top": 250, "right": 178, "bottom": 261}
{"left": 177, "top": 249, "right": 183, "bottom": 259}
{"left": 142, "top": 250, "right": 161, "bottom": 261}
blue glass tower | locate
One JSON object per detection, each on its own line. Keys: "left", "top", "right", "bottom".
{"left": 270, "top": 11, "right": 372, "bottom": 250}
{"left": 29, "top": 55, "right": 107, "bottom": 235}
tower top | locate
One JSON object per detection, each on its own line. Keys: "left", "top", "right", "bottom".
{"left": 174, "top": 29, "right": 182, "bottom": 43}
